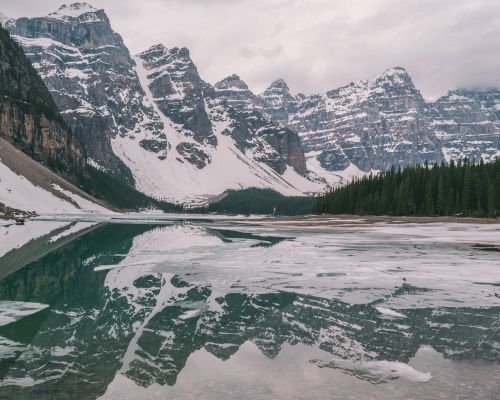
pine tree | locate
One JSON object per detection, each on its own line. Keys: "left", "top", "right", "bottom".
{"left": 488, "top": 183, "right": 496, "bottom": 217}
{"left": 437, "top": 174, "right": 447, "bottom": 215}
{"left": 462, "top": 167, "right": 473, "bottom": 214}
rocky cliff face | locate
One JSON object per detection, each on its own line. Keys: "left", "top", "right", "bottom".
{"left": 301, "top": 67, "right": 442, "bottom": 172}
{"left": 214, "top": 74, "right": 256, "bottom": 111}
{"left": 253, "top": 68, "right": 499, "bottom": 175}
{"left": 428, "top": 89, "right": 500, "bottom": 162}
{"left": 212, "top": 74, "right": 307, "bottom": 174}
{"left": 5, "top": 3, "right": 162, "bottom": 183}
{"left": 135, "top": 44, "right": 308, "bottom": 177}
{"left": 218, "top": 106, "right": 307, "bottom": 175}
{"left": 257, "top": 78, "right": 301, "bottom": 126}
{"left": 137, "top": 45, "right": 215, "bottom": 148}
{"left": 0, "top": 25, "right": 84, "bottom": 176}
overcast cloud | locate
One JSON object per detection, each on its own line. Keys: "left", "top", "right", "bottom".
{"left": 2, "top": 0, "right": 500, "bottom": 99}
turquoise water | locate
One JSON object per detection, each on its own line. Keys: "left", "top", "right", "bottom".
{"left": 0, "top": 221, "right": 498, "bottom": 399}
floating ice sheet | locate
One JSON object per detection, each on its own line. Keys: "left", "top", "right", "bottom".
{"left": 0, "top": 301, "right": 49, "bottom": 327}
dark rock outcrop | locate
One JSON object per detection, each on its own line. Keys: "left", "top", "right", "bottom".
{"left": 221, "top": 108, "right": 306, "bottom": 174}
{"left": 137, "top": 45, "right": 216, "bottom": 147}
{"left": 214, "top": 74, "right": 256, "bottom": 111}
{"left": 0, "top": 25, "right": 84, "bottom": 177}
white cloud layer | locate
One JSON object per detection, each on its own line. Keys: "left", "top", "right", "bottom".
{"left": 2, "top": 0, "right": 499, "bottom": 99}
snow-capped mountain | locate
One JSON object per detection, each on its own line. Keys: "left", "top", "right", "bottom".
{"left": 5, "top": 3, "right": 165, "bottom": 184}
{"left": 428, "top": 89, "right": 500, "bottom": 162}
{"left": 5, "top": 3, "right": 499, "bottom": 203}
{"left": 214, "top": 74, "right": 257, "bottom": 111}
{"left": 252, "top": 67, "right": 500, "bottom": 175}
{"left": 293, "top": 67, "right": 442, "bottom": 172}
{"left": 213, "top": 74, "right": 371, "bottom": 185}
{"left": 119, "top": 43, "right": 319, "bottom": 201}
{"left": 0, "top": 22, "right": 107, "bottom": 216}
{"left": 5, "top": 4, "right": 320, "bottom": 202}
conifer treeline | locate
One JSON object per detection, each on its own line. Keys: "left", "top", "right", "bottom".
{"left": 313, "top": 159, "right": 500, "bottom": 217}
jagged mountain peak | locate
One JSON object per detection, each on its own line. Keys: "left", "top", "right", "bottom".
{"left": 382, "top": 66, "right": 409, "bottom": 76}
{"left": 256, "top": 79, "right": 298, "bottom": 126}
{"left": 441, "top": 87, "right": 500, "bottom": 100}
{"left": 48, "top": 3, "right": 101, "bottom": 20}
{"left": 336, "top": 66, "right": 413, "bottom": 93}
{"left": 137, "top": 43, "right": 167, "bottom": 58}
{"left": 374, "top": 66, "right": 414, "bottom": 86}
{"left": 214, "top": 74, "right": 250, "bottom": 91}
{"left": 438, "top": 89, "right": 476, "bottom": 102}
{"left": 138, "top": 44, "right": 193, "bottom": 64}
{"left": 168, "top": 46, "right": 191, "bottom": 58}
{"left": 265, "top": 78, "right": 290, "bottom": 93}
{"left": 328, "top": 65, "right": 418, "bottom": 100}
{"left": 137, "top": 45, "right": 201, "bottom": 86}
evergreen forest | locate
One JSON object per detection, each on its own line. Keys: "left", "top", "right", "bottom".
{"left": 313, "top": 159, "right": 500, "bottom": 217}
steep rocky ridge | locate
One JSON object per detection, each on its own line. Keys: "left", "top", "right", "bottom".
{"left": 214, "top": 74, "right": 257, "bottom": 111}
{"left": 123, "top": 43, "right": 316, "bottom": 201}
{"left": 0, "top": 25, "right": 84, "bottom": 177}
{"left": 4, "top": 3, "right": 163, "bottom": 183}
{"left": 253, "top": 68, "right": 499, "bottom": 177}
{"left": 428, "top": 89, "right": 500, "bottom": 162}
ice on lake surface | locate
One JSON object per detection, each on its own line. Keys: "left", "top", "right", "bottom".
{"left": 0, "top": 216, "right": 498, "bottom": 399}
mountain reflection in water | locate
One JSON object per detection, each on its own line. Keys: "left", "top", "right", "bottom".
{"left": 0, "top": 222, "right": 498, "bottom": 399}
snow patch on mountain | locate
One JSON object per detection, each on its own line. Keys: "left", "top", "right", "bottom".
{"left": 48, "top": 3, "right": 100, "bottom": 20}
{"left": 0, "top": 13, "right": 12, "bottom": 25}
{"left": 0, "top": 159, "right": 102, "bottom": 214}
{"left": 107, "top": 49, "right": 322, "bottom": 203}
{"left": 112, "top": 123, "right": 321, "bottom": 203}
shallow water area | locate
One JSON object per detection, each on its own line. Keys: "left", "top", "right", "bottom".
{"left": 0, "top": 215, "right": 498, "bottom": 399}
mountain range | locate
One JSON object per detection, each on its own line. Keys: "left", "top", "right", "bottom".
{"left": 1, "top": 2, "right": 499, "bottom": 206}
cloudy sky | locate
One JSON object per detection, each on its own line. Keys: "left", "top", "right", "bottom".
{"left": 2, "top": 0, "right": 500, "bottom": 99}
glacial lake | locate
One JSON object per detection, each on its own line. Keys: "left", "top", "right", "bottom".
{"left": 0, "top": 216, "right": 499, "bottom": 399}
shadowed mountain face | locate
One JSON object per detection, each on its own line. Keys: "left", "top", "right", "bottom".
{"left": 0, "top": 223, "right": 498, "bottom": 399}
{"left": 0, "top": 25, "right": 84, "bottom": 178}
{"left": 134, "top": 43, "right": 308, "bottom": 175}
{"left": 4, "top": 5, "right": 159, "bottom": 183}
